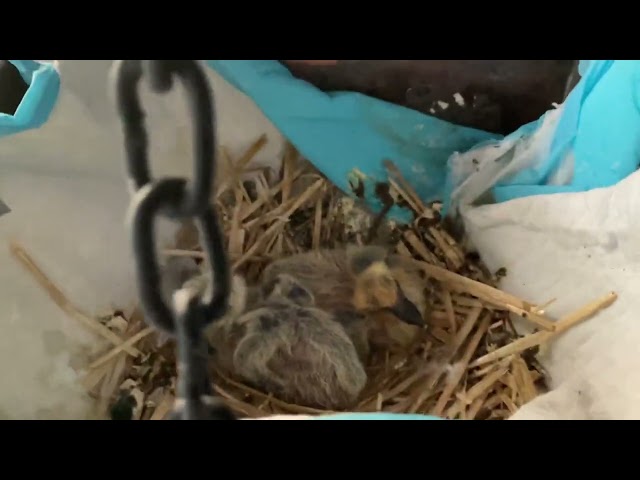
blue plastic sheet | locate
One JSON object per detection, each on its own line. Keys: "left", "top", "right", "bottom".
{"left": 455, "top": 60, "right": 640, "bottom": 205}
{"left": 207, "top": 61, "right": 499, "bottom": 222}
{"left": 0, "top": 60, "right": 60, "bottom": 139}
{"left": 207, "top": 60, "right": 640, "bottom": 219}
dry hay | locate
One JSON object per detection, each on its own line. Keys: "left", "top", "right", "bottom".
{"left": 9, "top": 135, "right": 618, "bottom": 420}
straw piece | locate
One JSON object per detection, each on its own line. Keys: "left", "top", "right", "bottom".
{"left": 500, "top": 372, "right": 518, "bottom": 395}
{"left": 213, "top": 385, "right": 278, "bottom": 418}
{"left": 452, "top": 295, "right": 484, "bottom": 309}
{"left": 313, "top": 196, "right": 323, "bottom": 250}
{"left": 470, "top": 291, "right": 617, "bottom": 368}
{"left": 441, "top": 289, "right": 457, "bottom": 333}
{"left": 396, "top": 240, "right": 413, "bottom": 259}
{"left": 218, "top": 372, "right": 334, "bottom": 415}
{"left": 379, "top": 368, "right": 432, "bottom": 404}
{"left": 239, "top": 169, "right": 304, "bottom": 222}
{"left": 89, "top": 327, "right": 154, "bottom": 370}
{"left": 97, "top": 351, "right": 128, "bottom": 417}
{"left": 229, "top": 189, "right": 245, "bottom": 258}
{"left": 9, "top": 242, "right": 142, "bottom": 357}
{"left": 233, "top": 179, "right": 324, "bottom": 270}
{"left": 447, "top": 366, "right": 509, "bottom": 418}
{"left": 486, "top": 392, "right": 506, "bottom": 410}
{"left": 467, "top": 391, "right": 491, "bottom": 419}
{"left": 429, "top": 227, "right": 465, "bottom": 271}
{"left": 281, "top": 142, "right": 297, "bottom": 203}
{"left": 451, "top": 306, "right": 484, "bottom": 355}
{"left": 384, "top": 159, "right": 426, "bottom": 212}
{"left": 215, "top": 134, "right": 267, "bottom": 199}
{"left": 499, "top": 392, "right": 519, "bottom": 414}
{"left": 81, "top": 362, "right": 112, "bottom": 392}
{"left": 469, "top": 355, "right": 513, "bottom": 379}
{"left": 416, "top": 260, "right": 556, "bottom": 331}
{"left": 511, "top": 357, "right": 539, "bottom": 404}
{"left": 403, "top": 230, "right": 440, "bottom": 265}
{"left": 432, "top": 313, "right": 491, "bottom": 416}
{"left": 409, "top": 307, "right": 483, "bottom": 413}
{"left": 150, "top": 393, "right": 175, "bottom": 420}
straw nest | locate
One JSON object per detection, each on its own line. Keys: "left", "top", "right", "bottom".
{"left": 10, "top": 135, "right": 618, "bottom": 420}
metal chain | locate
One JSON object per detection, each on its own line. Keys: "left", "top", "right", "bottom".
{"left": 113, "top": 60, "right": 235, "bottom": 420}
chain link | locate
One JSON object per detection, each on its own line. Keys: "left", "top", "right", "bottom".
{"left": 113, "top": 60, "right": 235, "bottom": 420}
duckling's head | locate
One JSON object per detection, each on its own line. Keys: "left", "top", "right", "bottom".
{"left": 348, "top": 246, "right": 425, "bottom": 327}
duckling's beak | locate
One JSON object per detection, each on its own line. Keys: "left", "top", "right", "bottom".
{"left": 388, "top": 291, "right": 425, "bottom": 327}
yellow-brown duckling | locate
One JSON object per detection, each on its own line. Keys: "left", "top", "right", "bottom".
{"left": 260, "top": 245, "right": 428, "bottom": 358}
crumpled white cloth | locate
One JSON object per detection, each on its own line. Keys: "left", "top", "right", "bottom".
{"left": 462, "top": 168, "right": 640, "bottom": 419}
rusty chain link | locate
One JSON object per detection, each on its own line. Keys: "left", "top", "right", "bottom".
{"left": 113, "top": 60, "right": 235, "bottom": 420}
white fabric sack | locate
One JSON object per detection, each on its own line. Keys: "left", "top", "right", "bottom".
{"left": 0, "top": 60, "right": 284, "bottom": 419}
{"left": 459, "top": 154, "right": 640, "bottom": 420}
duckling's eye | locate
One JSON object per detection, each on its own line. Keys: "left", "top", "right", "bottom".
{"left": 283, "top": 283, "right": 313, "bottom": 306}
{"left": 288, "top": 285, "right": 308, "bottom": 301}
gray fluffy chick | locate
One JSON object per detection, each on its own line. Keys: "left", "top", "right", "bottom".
{"left": 206, "top": 273, "right": 368, "bottom": 410}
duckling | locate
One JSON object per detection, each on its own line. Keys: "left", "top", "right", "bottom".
{"left": 207, "top": 273, "right": 367, "bottom": 410}
{"left": 260, "top": 245, "right": 428, "bottom": 356}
